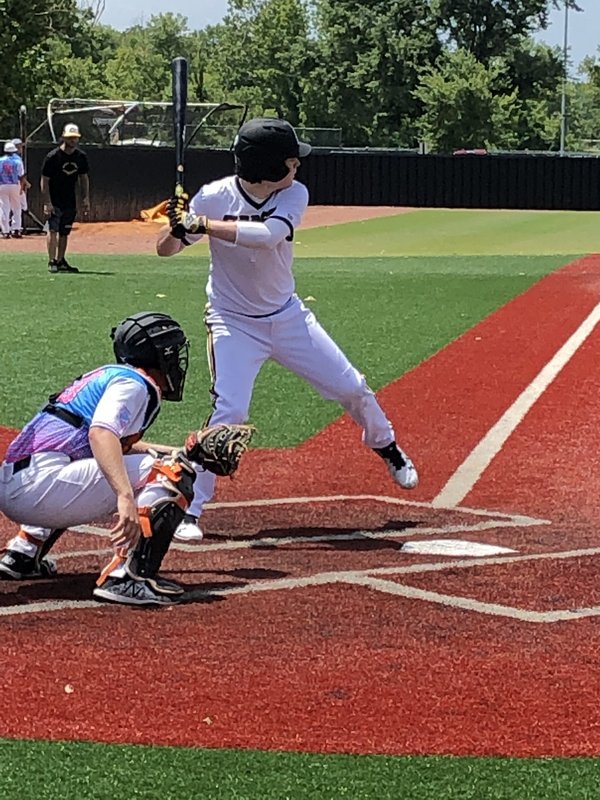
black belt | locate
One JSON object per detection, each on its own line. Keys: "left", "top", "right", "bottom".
{"left": 11, "top": 455, "right": 31, "bottom": 474}
{"left": 244, "top": 296, "right": 293, "bottom": 319}
{"left": 42, "top": 404, "right": 84, "bottom": 428}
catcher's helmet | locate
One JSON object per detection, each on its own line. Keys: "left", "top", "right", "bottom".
{"left": 111, "top": 312, "right": 189, "bottom": 401}
{"left": 233, "top": 118, "right": 311, "bottom": 183}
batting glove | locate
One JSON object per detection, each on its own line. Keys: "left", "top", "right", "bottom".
{"left": 167, "top": 193, "right": 208, "bottom": 240}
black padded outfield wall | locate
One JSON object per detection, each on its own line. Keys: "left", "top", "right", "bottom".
{"left": 23, "top": 146, "right": 600, "bottom": 222}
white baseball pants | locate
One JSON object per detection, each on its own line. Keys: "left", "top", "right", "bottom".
{"left": 0, "top": 184, "right": 21, "bottom": 234}
{"left": 187, "top": 294, "right": 394, "bottom": 517}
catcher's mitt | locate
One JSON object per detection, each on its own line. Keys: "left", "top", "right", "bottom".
{"left": 184, "top": 424, "right": 255, "bottom": 477}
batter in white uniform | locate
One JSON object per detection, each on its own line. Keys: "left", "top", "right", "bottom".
{"left": 0, "top": 312, "right": 196, "bottom": 606}
{"left": 158, "top": 118, "right": 418, "bottom": 542}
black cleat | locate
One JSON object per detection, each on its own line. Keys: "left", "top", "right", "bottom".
{"left": 0, "top": 549, "right": 58, "bottom": 580}
{"left": 56, "top": 259, "right": 79, "bottom": 273}
{"left": 93, "top": 575, "right": 180, "bottom": 606}
{"left": 374, "top": 442, "right": 419, "bottom": 489}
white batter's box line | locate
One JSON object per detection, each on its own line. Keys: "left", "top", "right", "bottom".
{"left": 203, "top": 494, "right": 550, "bottom": 528}
{"left": 69, "top": 493, "right": 548, "bottom": 540}
{"left": 4, "top": 545, "right": 600, "bottom": 620}
{"left": 64, "top": 517, "right": 546, "bottom": 559}
{"left": 176, "top": 544, "right": 600, "bottom": 624}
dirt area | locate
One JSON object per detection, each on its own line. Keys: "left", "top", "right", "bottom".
{"left": 2, "top": 206, "right": 412, "bottom": 255}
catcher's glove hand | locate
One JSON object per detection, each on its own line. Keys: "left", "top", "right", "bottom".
{"left": 167, "top": 193, "right": 208, "bottom": 240}
{"left": 184, "top": 424, "right": 255, "bottom": 477}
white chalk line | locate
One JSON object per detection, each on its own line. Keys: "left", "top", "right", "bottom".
{"left": 433, "top": 301, "right": 600, "bottom": 509}
{"left": 4, "top": 545, "right": 600, "bottom": 621}
{"left": 60, "top": 518, "right": 542, "bottom": 559}
{"left": 75, "top": 494, "right": 546, "bottom": 526}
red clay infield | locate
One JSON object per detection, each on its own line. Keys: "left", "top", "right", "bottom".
{"left": 2, "top": 247, "right": 600, "bottom": 758}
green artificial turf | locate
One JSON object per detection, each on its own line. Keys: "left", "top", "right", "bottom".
{"left": 0, "top": 252, "right": 569, "bottom": 446}
{"left": 0, "top": 738, "right": 597, "bottom": 800}
{"left": 294, "top": 209, "right": 600, "bottom": 258}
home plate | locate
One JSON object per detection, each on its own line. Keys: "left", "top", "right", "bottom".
{"left": 401, "top": 539, "right": 517, "bottom": 557}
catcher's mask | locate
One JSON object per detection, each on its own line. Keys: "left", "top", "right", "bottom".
{"left": 111, "top": 311, "right": 189, "bottom": 402}
{"left": 233, "top": 117, "right": 311, "bottom": 183}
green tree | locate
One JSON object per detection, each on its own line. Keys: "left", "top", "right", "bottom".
{"left": 567, "top": 54, "right": 600, "bottom": 151}
{"left": 205, "top": 0, "right": 312, "bottom": 122}
{"left": 434, "top": 0, "right": 580, "bottom": 65}
{"left": 303, "top": 0, "right": 440, "bottom": 146}
{"left": 415, "top": 49, "right": 519, "bottom": 152}
{"left": 0, "top": 0, "right": 92, "bottom": 129}
{"left": 104, "top": 25, "right": 170, "bottom": 100}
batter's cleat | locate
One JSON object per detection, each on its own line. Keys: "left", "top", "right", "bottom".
{"left": 374, "top": 442, "right": 419, "bottom": 489}
{"left": 11, "top": 231, "right": 23, "bottom": 239}
{"left": 56, "top": 258, "right": 80, "bottom": 273}
{"left": 48, "top": 259, "right": 59, "bottom": 273}
{"left": 173, "top": 514, "right": 204, "bottom": 543}
{"left": 0, "top": 549, "right": 58, "bottom": 580}
{"left": 93, "top": 575, "right": 179, "bottom": 606}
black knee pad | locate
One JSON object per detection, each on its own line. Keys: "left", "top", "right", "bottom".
{"left": 127, "top": 452, "right": 196, "bottom": 579}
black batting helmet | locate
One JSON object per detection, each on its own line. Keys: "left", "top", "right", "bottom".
{"left": 111, "top": 311, "right": 189, "bottom": 401}
{"left": 233, "top": 117, "right": 311, "bottom": 183}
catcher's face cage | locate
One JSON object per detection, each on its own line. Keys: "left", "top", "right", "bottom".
{"left": 160, "top": 339, "right": 189, "bottom": 402}
{"left": 111, "top": 312, "right": 189, "bottom": 402}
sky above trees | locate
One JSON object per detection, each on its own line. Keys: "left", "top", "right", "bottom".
{"left": 97, "top": 0, "right": 599, "bottom": 68}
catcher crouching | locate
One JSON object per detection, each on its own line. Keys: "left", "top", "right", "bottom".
{"left": 0, "top": 311, "right": 254, "bottom": 607}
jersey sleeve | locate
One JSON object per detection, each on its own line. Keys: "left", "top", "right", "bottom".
{"left": 89, "top": 378, "right": 151, "bottom": 438}
{"left": 41, "top": 153, "right": 54, "bottom": 178}
{"left": 78, "top": 151, "right": 90, "bottom": 175}
{"left": 268, "top": 181, "right": 309, "bottom": 240}
{"left": 189, "top": 186, "right": 211, "bottom": 216}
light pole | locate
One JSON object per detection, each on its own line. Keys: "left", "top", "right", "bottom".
{"left": 559, "top": 1, "right": 569, "bottom": 155}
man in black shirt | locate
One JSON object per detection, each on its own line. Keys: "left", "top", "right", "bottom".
{"left": 40, "top": 123, "right": 90, "bottom": 274}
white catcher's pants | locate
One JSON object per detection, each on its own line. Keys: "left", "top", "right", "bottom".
{"left": 0, "top": 452, "right": 173, "bottom": 555}
{"left": 187, "top": 294, "right": 394, "bottom": 518}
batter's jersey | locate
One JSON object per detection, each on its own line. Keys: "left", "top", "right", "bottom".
{"left": 6, "top": 365, "right": 161, "bottom": 463}
{"left": 189, "top": 175, "right": 309, "bottom": 316}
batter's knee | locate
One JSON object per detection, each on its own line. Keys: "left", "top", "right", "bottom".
{"left": 329, "top": 369, "right": 372, "bottom": 406}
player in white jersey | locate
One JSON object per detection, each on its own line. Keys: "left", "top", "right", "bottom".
{"left": 157, "top": 117, "right": 418, "bottom": 542}
{"left": 11, "top": 139, "right": 30, "bottom": 236}
{"left": 0, "top": 141, "right": 26, "bottom": 239}
{"left": 0, "top": 312, "right": 197, "bottom": 606}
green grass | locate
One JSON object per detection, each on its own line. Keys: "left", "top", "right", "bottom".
{"left": 0, "top": 252, "right": 568, "bottom": 446}
{"left": 0, "top": 739, "right": 597, "bottom": 800}
{"left": 0, "top": 210, "right": 596, "bottom": 798}
{"left": 293, "top": 209, "right": 600, "bottom": 257}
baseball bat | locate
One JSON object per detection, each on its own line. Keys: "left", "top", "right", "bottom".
{"left": 172, "top": 56, "right": 188, "bottom": 198}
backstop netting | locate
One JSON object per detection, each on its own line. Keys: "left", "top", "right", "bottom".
{"left": 25, "top": 98, "right": 248, "bottom": 148}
